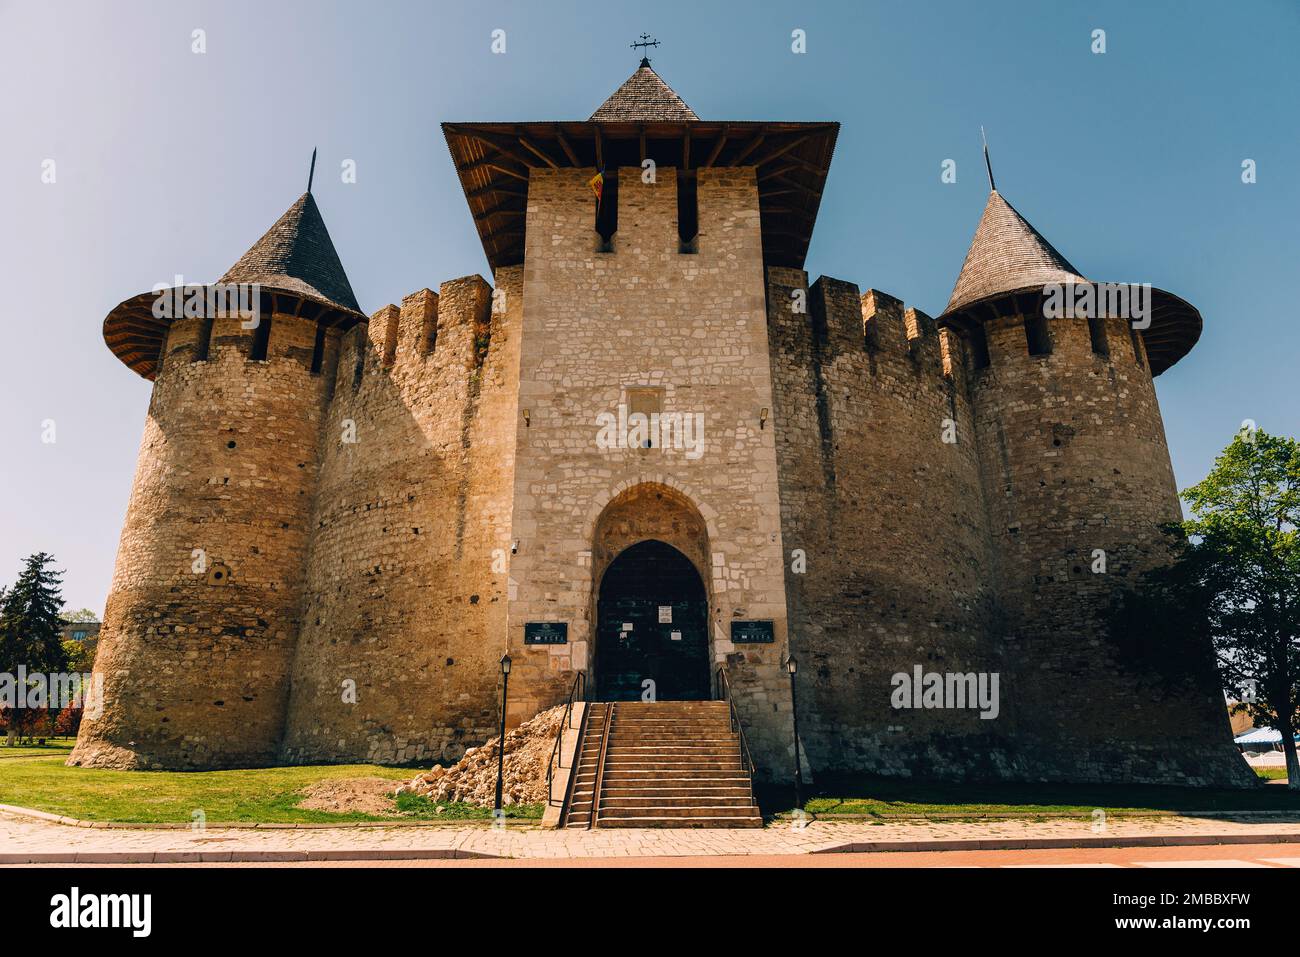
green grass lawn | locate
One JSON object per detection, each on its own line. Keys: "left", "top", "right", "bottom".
{"left": 0, "top": 740, "right": 75, "bottom": 760}
{"left": 1255, "top": 767, "right": 1290, "bottom": 781}
{"left": 2, "top": 745, "right": 1287, "bottom": 826}
{"left": 757, "top": 773, "right": 1300, "bottom": 820}
{"left": 0, "top": 751, "right": 542, "bottom": 825}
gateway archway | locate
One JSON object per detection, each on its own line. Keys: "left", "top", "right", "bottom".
{"left": 595, "top": 539, "right": 710, "bottom": 701}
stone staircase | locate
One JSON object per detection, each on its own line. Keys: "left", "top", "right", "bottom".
{"left": 562, "top": 700, "right": 762, "bottom": 828}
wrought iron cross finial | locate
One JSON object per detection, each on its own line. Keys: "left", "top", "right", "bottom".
{"left": 631, "top": 33, "right": 660, "bottom": 62}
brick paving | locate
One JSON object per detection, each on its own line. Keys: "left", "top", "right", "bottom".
{"left": 4, "top": 808, "right": 1300, "bottom": 863}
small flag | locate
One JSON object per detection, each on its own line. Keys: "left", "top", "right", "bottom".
{"left": 588, "top": 170, "right": 604, "bottom": 202}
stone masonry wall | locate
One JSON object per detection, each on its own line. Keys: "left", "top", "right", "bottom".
{"left": 279, "top": 270, "right": 522, "bottom": 766}
{"left": 766, "top": 269, "right": 1004, "bottom": 778}
{"left": 70, "top": 309, "right": 331, "bottom": 769}
{"left": 968, "top": 308, "right": 1252, "bottom": 786}
{"left": 767, "top": 278, "right": 1251, "bottom": 787}
{"left": 505, "top": 165, "right": 796, "bottom": 777}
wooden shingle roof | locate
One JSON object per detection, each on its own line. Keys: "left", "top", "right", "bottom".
{"left": 103, "top": 192, "right": 364, "bottom": 380}
{"left": 219, "top": 192, "right": 362, "bottom": 316}
{"left": 590, "top": 61, "right": 699, "bottom": 122}
{"left": 943, "top": 191, "right": 1086, "bottom": 316}
{"left": 938, "top": 189, "right": 1202, "bottom": 376}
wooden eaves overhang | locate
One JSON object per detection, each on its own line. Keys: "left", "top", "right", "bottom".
{"left": 442, "top": 119, "right": 840, "bottom": 271}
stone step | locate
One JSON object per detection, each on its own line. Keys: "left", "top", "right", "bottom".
{"left": 582, "top": 769, "right": 750, "bottom": 782}
{"left": 598, "top": 795, "right": 755, "bottom": 809}
{"left": 560, "top": 701, "right": 759, "bottom": 830}
{"left": 598, "top": 790, "right": 754, "bottom": 795}
{"left": 572, "top": 774, "right": 748, "bottom": 790}
{"left": 605, "top": 742, "right": 736, "bottom": 750}
{"left": 611, "top": 701, "right": 728, "bottom": 709}
{"left": 601, "top": 759, "right": 744, "bottom": 770}
{"left": 595, "top": 814, "right": 763, "bottom": 829}
{"left": 595, "top": 800, "right": 759, "bottom": 816}
{"left": 604, "top": 736, "right": 739, "bottom": 744}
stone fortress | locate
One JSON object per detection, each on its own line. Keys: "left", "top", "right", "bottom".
{"left": 71, "top": 59, "right": 1252, "bottom": 788}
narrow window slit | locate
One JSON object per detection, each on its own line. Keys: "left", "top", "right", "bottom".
{"left": 595, "top": 170, "right": 618, "bottom": 253}
{"left": 192, "top": 316, "right": 214, "bottom": 362}
{"left": 969, "top": 323, "right": 991, "bottom": 369}
{"left": 1024, "top": 314, "right": 1052, "bottom": 356}
{"left": 252, "top": 293, "right": 275, "bottom": 361}
{"left": 677, "top": 171, "right": 698, "bottom": 254}
{"left": 1088, "top": 315, "right": 1110, "bottom": 357}
{"left": 310, "top": 322, "right": 328, "bottom": 374}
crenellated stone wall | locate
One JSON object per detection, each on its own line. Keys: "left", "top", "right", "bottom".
{"left": 766, "top": 269, "right": 1005, "bottom": 779}
{"left": 76, "top": 168, "right": 1249, "bottom": 788}
{"left": 279, "top": 271, "right": 523, "bottom": 766}
{"left": 767, "top": 277, "right": 1252, "bottom": 787}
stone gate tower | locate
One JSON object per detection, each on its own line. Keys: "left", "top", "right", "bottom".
{"left": 73, "top": 59, "right": 1251, "bottom": 787}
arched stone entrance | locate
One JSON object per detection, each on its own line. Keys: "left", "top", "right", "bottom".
{"left": 595, "top": 540, "right": 710, "bottom": 701}
{"left": 589, "top": 482, "right": 713, "bottom": 701}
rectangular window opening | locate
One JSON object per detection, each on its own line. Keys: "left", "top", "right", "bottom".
{"left": 192, "top": 316, "right": 214, "bottom": 362}
{"left": 1087, "top": 315, "right": 1110, "bottom": 357}
{"left": 1129, "top": 325, "right": 1145, "bottom": 368}
{"left": 352, "top": 337, "right": 366, "bottom": 392}
{"left": 1024, "top": 314, "right": 1052, "bottom": 356}
{"left": 969, "top": 323, "right": 991, "bottom": 369}
{"left": 249, "top": 311, "right": 273, "bottom": 361}
{"left": 310, "top": 322, "right": 328, "bottom": 375}
{"left": 677, "top": 172, "right": 698, "bottom": 254}
{"left": 595, "top": 170, "right": 618, "bottom": 253}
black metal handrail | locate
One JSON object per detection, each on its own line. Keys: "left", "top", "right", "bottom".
{"left": 714, "top": 666, "right": 758, "bottom": 808}
{"left": 589, "top": 702, "right": 614, "bottom": 828}
{"left": 545, "top": 670, "right": 587, "bottom": 807}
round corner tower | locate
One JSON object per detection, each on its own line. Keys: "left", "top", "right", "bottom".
{"left": 69, "top": 191, "right": 365, "bottom": 769}
{"left": 936, "top": 186, "right": 1251, "bottom": 786}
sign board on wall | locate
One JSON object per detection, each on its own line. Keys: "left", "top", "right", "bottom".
{"left": 524, "top": 622, "right": 568, "bottom": 645}
{"left": 730, "top": 620, "right": 775, "bottom": 644}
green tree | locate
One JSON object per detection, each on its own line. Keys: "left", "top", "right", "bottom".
{"left": 59, "top": 607, "right": 98, "bottom": 624}
{"left": 62, "top": 638, "right": 95, "bottom": 675}
{"left": 1120, "top": 430, "right": 1300, "bottom": 788}
{"left": 0, "top": 553, "right": 69, "bottom": 745}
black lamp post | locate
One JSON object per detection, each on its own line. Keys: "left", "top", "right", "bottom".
{"left": 786, "top": 655, "right": 803, "bottom": 813}
{"left": 494, "top": 653, "right": 512, "bottom": 812}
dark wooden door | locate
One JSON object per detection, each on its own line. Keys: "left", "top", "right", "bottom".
{"left": 595, "top": 541, "right": 709, "bottom": 701}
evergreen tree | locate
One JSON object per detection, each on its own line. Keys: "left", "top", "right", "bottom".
{"left": 0, "top": 553, "right": 69, "bottom": 744}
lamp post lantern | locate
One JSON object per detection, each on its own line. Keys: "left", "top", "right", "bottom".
{"left": 786, "top": 654, "right": 803, "bottom": 813}
{"left": 494, "top": 653, "right": 512, "bottom": 812}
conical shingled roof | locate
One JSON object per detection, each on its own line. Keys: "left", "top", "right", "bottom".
{"left": 942, "top": 190, "right": 1086, "bottom": 316}
{"left": 103, "top": 190, "right": 364, "bottom": 380}
{"left": 590, "top": 60, "right": 699, "bottom": 121}
{"left": 219, "top": 191, "right": 362, "bottom": 315}
{"left": 938, "top": 189, "right": 1203, "bottom": 376}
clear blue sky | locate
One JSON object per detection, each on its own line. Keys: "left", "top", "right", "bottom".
{"left": 2, "top": 0, "right": 1297, "bottom": 611}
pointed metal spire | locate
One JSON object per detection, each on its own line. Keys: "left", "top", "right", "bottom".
{"left": 307, "top": 147, "right": 317, "bottom": 194}
{"left": 631, "top": 33, "right": 659, "bottom": 66}
{"left": 981, "top": 127, "right": 996, "bottom": 192}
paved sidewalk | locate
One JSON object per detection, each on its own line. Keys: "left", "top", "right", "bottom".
{"left": 4, "top": 808, "right": 1300, "bottom": 863}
